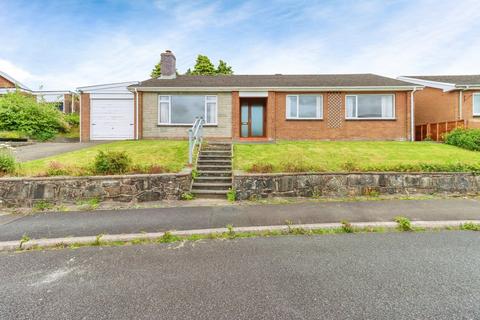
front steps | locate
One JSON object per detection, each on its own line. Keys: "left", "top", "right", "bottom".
{"left": 192, "top": 142, "right": 232, "bottom": 199}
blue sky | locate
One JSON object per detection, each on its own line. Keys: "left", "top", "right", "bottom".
{"left": 1, "top": 0, "right": 480, "bottom": 90}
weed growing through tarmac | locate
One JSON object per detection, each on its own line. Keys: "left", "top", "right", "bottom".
{"left": 16, "top": 221, "right": 480, "bottom": 252}
{"left": 395, "top": 216, "right": 414, "bottom": 232}
{"left": 19, "top": 234, "right": 30, "bottom": 249}
{"left": 76, "top": 198, "right": 100, "bottom": 211}
{"left": 33, "top": 201, "right": 54, "bottom": 212}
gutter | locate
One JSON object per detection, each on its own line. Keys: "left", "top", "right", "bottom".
{"left": 128, "top": 86, "right": 421, "bottom": 93}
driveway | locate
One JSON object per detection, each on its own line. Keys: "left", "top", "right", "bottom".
{"left": 1, "top": 232, "right": 479, "bottom": 319}
{"left": 13, "top": 142, "right": 103, "bottom": 162}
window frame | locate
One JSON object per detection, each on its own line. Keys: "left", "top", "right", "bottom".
{"left": 345, "top": 94, "right": 396, "bottom": 120}
{"left": 473, "top": 93, "right": 480, "bottom": 116}
{"left": 285, "top": 94, "right": 323, "bottom": 120}
{"left": 157, "top": 95, "right": 218, "bottom": 125}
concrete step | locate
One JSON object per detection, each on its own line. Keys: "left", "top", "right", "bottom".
{"left": 192, "top": 183, "right": 232, "bottom": 190}
{"left": 194, "top": 176, "right": 232, "bottom": 183}
{"left": 192, "top": 189, "right": 228, "bottom": 199}
{"left": 197, "top": 170, "right": 232, "bottom": 177}
{"left": 199, "top": 155, "right": 232, "bottom": 160}
{"left": 197, "top": 165, "right": 232, "bottom": 171}
{"left": 197, "top": 160, "right": 232, "bottom": 165}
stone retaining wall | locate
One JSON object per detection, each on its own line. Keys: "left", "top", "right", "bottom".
{"left": 0, "top": 172, "right": 192, "bottom": 207}
{"left": 233, "top": 172, "right": 480, "bottom": 200}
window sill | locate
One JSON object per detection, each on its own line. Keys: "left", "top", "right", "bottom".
{"left": 345, "top": 118, "right": 397, "bottom": 121}
{"left": 286, "top": 118, "right": 323, "bottom": 121}
{"left": 157, "top": 124, "right": 218, "bottom": 127}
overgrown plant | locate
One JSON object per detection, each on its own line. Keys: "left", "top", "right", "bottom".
{"left": 395, "top": 216, "right": 413, "bottom": 231}
{"left": 181, "top": 192, "right": 195, "bottom": 200}
{"left": 226, "top": 188, "right": 236, "bottom": 202}
{"left": 19, "top": 234, "right": 30, "bottom": 249}
{"left": 93, "top": 150, "right": 131, "bottom": 175}
{"left": 341, "top": 220, "right": 354, "bottom": 233}
{"left": 0, "top": 143, "right": 16, "bottom": 174}
{"left": 33, "top": 200, "right": 54, "bottom": 211}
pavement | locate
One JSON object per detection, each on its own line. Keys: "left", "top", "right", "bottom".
{"left": 0, "top": 198, "right": 479, "bottom": 242}
{"left": 1, "top": 231, "right": 479, "bottom": 319}
{"left": 13, "top": 142, "right": 102, "bottom": 162}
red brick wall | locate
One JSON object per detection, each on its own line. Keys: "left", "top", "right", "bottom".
{"left": 269, "top": 91, "right": 411, "bottom": 141}
{"left": 80, "top": 93, "right": 90, "bottom": 142}
{"left": 414, "top": 87, "right": 459, "bottom": 125}
{"left": 462, "top": 90, "right": 480, "bottom": 128}
{"left": 231, "top": 91, "right": 240, "bottom": 139}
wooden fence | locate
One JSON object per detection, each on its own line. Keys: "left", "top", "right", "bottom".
{"left": 415, "top": 120, "right": 466, "bottom": 141}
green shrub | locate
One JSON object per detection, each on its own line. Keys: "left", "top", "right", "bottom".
{"left": 0, "top": 92, "right": 68, "bottom": 141}
{"left": 93, "top": 150, "right": 131, "bottom": 175}
{"left": 445, "top": 129, "right": 480, "bottom": 151}
{"left": 0, "top": 131, "right": 27, "bottom": 139}
{"left": 64, "top": 113, "right": 80, "bottom": 126}
{"left": 0, "top": 144, "right": 16, "bottom": 174}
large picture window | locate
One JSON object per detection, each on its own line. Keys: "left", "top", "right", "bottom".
{"left": 473, "top": 93, "right": 480, "bottom": 116}
{"left": 346, "top": 94, "right": 395, "bottom": 119}
{"left": 158, "top": 95, "right": 217, "bottom": 125}
{"left": 286, "top": 95, "right": 323, "bottom": 119}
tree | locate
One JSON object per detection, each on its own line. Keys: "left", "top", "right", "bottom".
{"left": 150, "top": 62, "right": 161, "bottom": 78}
{"left": 191, "top": 55, "right": 216, "bottom": 75}
{"left": 216, "top": 60, "right": 233, "bottom": 75}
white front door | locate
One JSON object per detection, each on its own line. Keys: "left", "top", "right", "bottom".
{"left": 90, "top": 99, "right": 134, "bottom": 140}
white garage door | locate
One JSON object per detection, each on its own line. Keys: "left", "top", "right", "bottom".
{"left": 90, "top": 99, "right": 134, "bottom": 140}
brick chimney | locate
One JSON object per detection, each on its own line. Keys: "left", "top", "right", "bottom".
{"left": 160, "top": 50, "right": 176, "bottom": 79}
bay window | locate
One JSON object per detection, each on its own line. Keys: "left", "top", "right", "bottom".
{"left": 346, "top": 94, "right": 395, "bottom": 119}
{"left": 158, "top": 95, "right": 217, "bottom": 125}
{"left": 286, "top": 95, "right": 323, "bottom": 119}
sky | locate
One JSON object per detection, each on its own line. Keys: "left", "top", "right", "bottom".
{"left": 1, "top": 0, "right": 480, "bottom": 90}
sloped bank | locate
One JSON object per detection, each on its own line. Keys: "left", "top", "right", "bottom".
{"left": 0, "top": 171, "right": 191, "bottom": 207}
{"left": 233, "top": 172, "right": 480, "bottom": 200}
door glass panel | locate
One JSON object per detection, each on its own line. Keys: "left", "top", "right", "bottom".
{"left": 251, "top": 105, "right": 264, "bottom": 137}
{"left": 241, "top": 104, "right": 249, "bottom": 137}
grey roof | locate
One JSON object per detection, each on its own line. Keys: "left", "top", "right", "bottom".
{"left": 405, "top": 75, "right": 480, "bottom": 86}
{"left": 130, "top": 73, "right": 417, "bottom": 89}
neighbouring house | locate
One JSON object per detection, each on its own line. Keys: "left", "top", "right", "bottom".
{"left": 35, "top": 91, "right": 79, "bottom": 113}
{"left": 79, "top": 50, "right": 422, "bottom": 142}
{"left": 398, "top": 75, "right": 480, "bottom": 140}
{"left": 0, "top": 70, "right": 31, "bottom": 94}
{"left": 1, "top": 70, "right": 78, "bottom": 113}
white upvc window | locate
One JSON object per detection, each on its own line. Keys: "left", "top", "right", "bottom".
{"left": 346, "top": 94, "right": 395, "bottom": 119}
{"left": 158, "top": 95, "right": 217, "bottom": 125}
{"left": 286, "top": 95, "right": 323, "bottom": 119}
{"left": 473, "top": 93, "right": 480, "bottom": 116}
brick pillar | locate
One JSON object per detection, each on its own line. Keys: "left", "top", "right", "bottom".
{"left": 80, "top": 93, "right": 90, "bottom": 142}
{"left": 267, "top": 91, "right": 276, "bottom": 140}
{"left": 232, "top": 91, "right": 240, "bottom": 140}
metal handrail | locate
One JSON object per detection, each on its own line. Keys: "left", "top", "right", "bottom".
{"left": 188, "top": 117, "right": 204, "bottom": 165}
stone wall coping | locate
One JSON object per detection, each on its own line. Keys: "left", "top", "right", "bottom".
{"left": 234, "top": 171, "right": 477, "bottom": 177}
{"left": 0, "top": 169, "right": 192, "bottom": 183}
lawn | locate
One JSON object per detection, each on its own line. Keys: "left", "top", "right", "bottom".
{"left": 19, "top": 140, "right": 188, "bottom": 176}
{"left": 234, "top": 141, "right": 480, "bottom": 173}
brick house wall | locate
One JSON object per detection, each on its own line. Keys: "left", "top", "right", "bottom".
{"left": 273, "top": 91, "right": 410, "bottom": 141}
{"left": 413, "top": 87, "right": 459, "bottom": 124}
{"left": 0, "top": 76, "right": 15, "bottom": 88}
{"left": 142, "top": 92, "right": 232, "bottom": 139}
{"left": 80, "top": 93, "right": 90, "bottom": 142}
{"left": 462, "top": 91, "right": 480, "bottom": 128}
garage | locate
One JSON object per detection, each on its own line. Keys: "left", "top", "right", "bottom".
{"left": 77, "top": 81, "right": 138, "bottom": 141}
{"left": 90, "top": 98, "right": 134, "bottom": 140}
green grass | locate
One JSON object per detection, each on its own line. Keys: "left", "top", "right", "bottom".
{"left": 57, "top": 126, "right": 79, "bottom": 139}
{"left": 19, "top": 140, "right": 188, "bottom": 176}
{"left": 234, "top": 141, "right": 480, "bottom": 173}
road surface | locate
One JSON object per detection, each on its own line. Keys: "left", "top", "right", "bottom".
{"left": 1, "top": 231, "right": 479, "bottom": 319}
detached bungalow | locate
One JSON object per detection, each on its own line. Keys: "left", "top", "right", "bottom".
{"left": 79, "top": 51, "right": 422, "bottom": 142}
{"left": 398, "top": 75, "right": 480, "bottom": 129}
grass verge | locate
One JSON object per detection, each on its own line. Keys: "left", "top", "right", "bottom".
{"left": 16, "top": 220, "right": 480, "bottom": 252}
